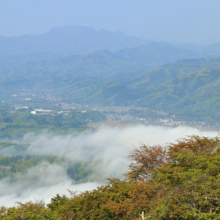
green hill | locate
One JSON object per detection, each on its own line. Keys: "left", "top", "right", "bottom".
{"left": 129, "top": 57, "right": 220, "bottom": 90}
{"left": 1, "top": 55, "right": 220, "bottom": 120}
{"left": 136, "top": 68, "right": 220, "bottom": 119}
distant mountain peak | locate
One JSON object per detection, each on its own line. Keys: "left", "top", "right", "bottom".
{"left": 0, "top": 26, "right": 143, "bottom": 56}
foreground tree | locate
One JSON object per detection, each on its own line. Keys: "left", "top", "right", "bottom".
{"left": 150, "top": 136, "right": 220, "bottom": 219}
{"left": 105, "top": 136, "right": 220, "bottom": 219}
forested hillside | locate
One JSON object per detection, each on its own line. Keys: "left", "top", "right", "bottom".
{"left": 1, "top": 136, "right": 220, "bottom": 219}
{"left": 136, "top": 68, "right": 220, "bottom": 119}
{"left": 1, "top": 56, "right": 220, "bottom": 120}
{"left": 129, "top": 57, "right": 220, "bottom": 89}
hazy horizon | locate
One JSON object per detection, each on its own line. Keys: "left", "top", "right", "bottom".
{"left": 1, "top": 0, "right": 220, "bottom": 44}
{"left": 0, "top": 25, "right": 210, "bottom": 47}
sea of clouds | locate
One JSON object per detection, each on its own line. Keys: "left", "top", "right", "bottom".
{"left": 0, "top": 125, "right": 218, "bottom": 207}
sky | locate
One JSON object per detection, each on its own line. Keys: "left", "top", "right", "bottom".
{"left": 0, "top": 0, "right": 220, "bottom": 44}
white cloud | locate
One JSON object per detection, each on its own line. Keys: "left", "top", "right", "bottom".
{"left": 0, "top": 125, "right": 217, "bottom": 207}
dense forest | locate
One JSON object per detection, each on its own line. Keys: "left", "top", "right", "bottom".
{"left": 1, "top": 136, "right": 220, "bottom": 219}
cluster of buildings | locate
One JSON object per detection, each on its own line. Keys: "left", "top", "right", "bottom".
{"left": 11, "top": 100, "right": 214, "bottom": 129}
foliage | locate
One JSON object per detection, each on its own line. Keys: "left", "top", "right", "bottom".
{"left": 0, "top": 201, "right": 56, "bottom": 220}
{"left": 136, "top": 68, "right": 220, "bottom": 119}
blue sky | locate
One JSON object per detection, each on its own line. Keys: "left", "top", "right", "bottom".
{"left": 1, "top": 0, "right": 220, "bottom": 44}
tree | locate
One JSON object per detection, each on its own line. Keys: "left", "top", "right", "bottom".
{"left": 126, "top": 145, "right": 168, "bottom": 181}
{"left": 108, "top": 136, "right": 220, "bottom": 219}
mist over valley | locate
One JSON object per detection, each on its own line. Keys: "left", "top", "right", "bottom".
{"left": 0, "top": 125, "right": 218, "bottom": 207}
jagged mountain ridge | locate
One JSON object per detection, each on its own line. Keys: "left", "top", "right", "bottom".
{"left": 0, "top": 26, "right": 142, "bottom": 56}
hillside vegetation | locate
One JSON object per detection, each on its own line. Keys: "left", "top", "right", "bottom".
{"left": 135, "top": 68, "right": 220, "bottom": 119}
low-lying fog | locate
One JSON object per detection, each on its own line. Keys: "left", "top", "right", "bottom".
{"left": 0, "top": 125, "right": 218, "bottom": 207}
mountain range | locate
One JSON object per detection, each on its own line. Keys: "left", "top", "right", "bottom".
{"left": 1, "top": 26, "right": 220, "bottom": 120}
{"left": 1, "top": 25, "right": 220, "bottom": 66}
{"left": 0, "top": 26, "right": 142, "bottom": 57}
